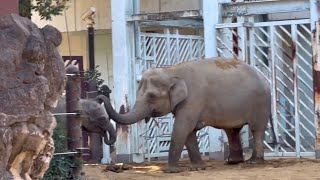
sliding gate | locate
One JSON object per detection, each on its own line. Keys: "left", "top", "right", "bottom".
{"left": 137, "top": 29, "right": 209, "bottom": 159}
{"left": 216, "top": 19, "right": 316, "bottom": 157}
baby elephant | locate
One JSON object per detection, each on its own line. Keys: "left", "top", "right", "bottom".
{"left": 100, "top": 57, "right": 275, "bottom": 173}
{"left": 54, "top": 95, "right": 116, "bottom": 145}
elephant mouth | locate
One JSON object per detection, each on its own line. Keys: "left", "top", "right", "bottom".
{"left": 151, "top": 110, "right": 162, "bottom": 117}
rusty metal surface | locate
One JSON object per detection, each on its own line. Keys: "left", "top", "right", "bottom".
{"left": 129, "top": 10, "right": 203, "bottom": 22}
{"left": 311, "top": 21, "right": 320, "bottom": 150}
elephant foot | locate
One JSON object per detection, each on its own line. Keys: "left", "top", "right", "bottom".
{"left": 163, "top": 166, "right": 183, "bottom": 173}
{"left": 245, "top": 156, "right": 264, "bottom": 164}
{"left": 226, "top": 156, "right": 244, "bottom": 165}
{"left": 189, "top": 163, "right": 206, "bottom": 171}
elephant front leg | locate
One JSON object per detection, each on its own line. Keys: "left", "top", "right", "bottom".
{"left": 185, "top": 131, "right": 206, "bottom": 171}
{"left": 225, "top": 128, "right": 244, "bottom": 164}
{"left": 164, "top": 117, "right": 196, "bottom": 173}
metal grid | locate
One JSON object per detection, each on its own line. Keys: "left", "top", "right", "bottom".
{"left": 138, "top": 29, "right": 207, "bottom": 159}
{"left": 216, "top": 19, "right": 315, "bottom": 157}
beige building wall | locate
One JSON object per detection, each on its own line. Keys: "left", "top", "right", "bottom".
{"left": 32, "top": 0, "right": 202, "bottom": 32}
{"left": 59, "top": 31, "right": 114, "bottom": 92}
{"left": 59, "top": 31, "right": 88, "bottom": 69}
{"left": 140, "top": 0, "right": 202, "bottom": 13}
{"left": 32, "top": 0, "right": 201, "bottom": 99}
{"left": 32, "top": 0, "right": 112, "bottom": 32}
{"left": 94, "top": 32, "right": 114, "bottom": 96}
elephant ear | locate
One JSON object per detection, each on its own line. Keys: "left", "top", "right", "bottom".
{"left": 169, "top": 77, "right": 188, "bottom": 112}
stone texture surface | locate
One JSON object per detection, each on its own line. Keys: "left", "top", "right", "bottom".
{"left": 0, "top": 14, "right": 66, "bottom": 180}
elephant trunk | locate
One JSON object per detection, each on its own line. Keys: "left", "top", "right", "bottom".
{"left": 103, "top": 120, "right": 117, "bottom": 145}
{"left": 95, "top": 95, "right": 150, "bottom": 125}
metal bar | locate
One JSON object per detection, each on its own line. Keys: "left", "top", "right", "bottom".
{"left": 276, "top": 76, "right": 294, "bottom": 95}
{"left": 54, "top": 152, "right": 80, "bottom": 156}
{"left": 298, "top": 63, "right": 313, "bottom": 81}
{"left": 298, "top": 88, "right": 314, "bottom": 105}
{"left": 297, "top": 53, "right": 313, "bottom": 69}
{"left": 53, "top": 113, "right": 80, "bottom": 116}
{"left": 216, "top": 19, "right": 310, "bottom": 29}
{"left": 265, "top": 152, "right": 314, "bottom": 157}
{"left": 299, "top": 98, "right": 315, "bottom": 115}
{"left": 275, "top": 28, "right": 291, "bottom": 47}
{"left": 276, "top": 65, "right": 293, "bottom": 84}
{"left": 217, "top": 36, "right": 239, "bottom": 58}
{"left": 254, "top": 66, "right": 271, "bottom": 83}
{"left": 292, "top": 24, "right": 301, "bottom": 157}
{"left": 254, "top": 32, "right": 269, "bottom": 47}
{"left": 222, "top": 0, "right": 310, "bottom": 17}
{"left": 297, "top": 29, "right": 312, "bottom": 47}
{"left": 277, "top": 88, "right": 295, "bottom": 107}
{"left": 140, "top": 19, "right": 204, "bottom": 29}
{"left": 296, "top": 41, "right": 313, "bottom": 58}
{"left": 300, "top": 23, "right": 312, "bottom": 35}
{"left": 270, "top": 25, "right": 280, "bottom": 155}
{"left": 299, "top": 109, "right": 316, "bottom": 129}
{"left": 263, "top": 140, "right": 275, "bottom": 152}
{"left": 299, "top": 119, "right": 316, "bottom": 140}
{"left": 255, "top": 55, "right": 271, "bottom": 73}
{"left": 140, "top": 32, "right": 203, "bottom": 40}
{"left": 256, "top": 27, "right": 270, "bottom": 40}
{"left": 249, "top": 26, "right": 256, "bottom": 66}
{"left": 255, "top": 44, "right": 270, "bottom": 61}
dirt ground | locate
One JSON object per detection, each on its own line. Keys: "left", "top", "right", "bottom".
{"left": 83, "top": 157, "right": 320, "bottom": 180}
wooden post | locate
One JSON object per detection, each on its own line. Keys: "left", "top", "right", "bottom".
{"left": 65, "top": 65, "right": 83, "bottom": 177}
{"left": 310, "top": 0, "right": 320, "bottom": 158}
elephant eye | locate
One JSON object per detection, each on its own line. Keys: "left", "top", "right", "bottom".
{"left": 148, "top": 92, "right": 156, "bottom": 99}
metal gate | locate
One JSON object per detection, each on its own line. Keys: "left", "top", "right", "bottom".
{"left": 137, "top": 29, "right": 208, "bottom": 159}
{"left": 216, "top": 19, "right": 316, "bottom": 157}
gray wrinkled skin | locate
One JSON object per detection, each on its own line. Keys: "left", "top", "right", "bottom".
{"left": 101, "top": 58, "right": 272, "bottom": 173}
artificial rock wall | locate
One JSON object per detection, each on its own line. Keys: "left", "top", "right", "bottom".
{"left": 0, "top": 14, "right": 66, "bottom": 179}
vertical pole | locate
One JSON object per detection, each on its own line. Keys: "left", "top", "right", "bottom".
{"left": 310, "top": 0, "right": 320, "bottom": 158}
{"left": 165, "top": 28, "right": 171, "bottom": 65}
{"left": 203, "top": 0, "right": 220, "bottom": 57}
{"left": 66, "top": 65, "right": 83, "bottom": 178}
{"left": 132, "top": 0, "right": 145, "bottom": 163}
{"left": 291, "top": 24, "right": 300, "bottom": 157}
{"left": 111, "top": 0, "right": 135, "bottom": 163}
{"left": 203, "top": 0, "right": 225, "bottom": 160}
{"left": 270, "top": 25, "right": 280, "bottom": 156}
{"left": 88, "top": 26, "right": 95, "bottom": 70}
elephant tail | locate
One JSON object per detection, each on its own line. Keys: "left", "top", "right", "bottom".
{"left": 269, "top": 114, "right": 278, "bottom": 147}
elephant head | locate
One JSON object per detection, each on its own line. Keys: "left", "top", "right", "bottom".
{"left": 54, "top": 96, "right": 117, "bottom": 145}
{"left": 96, "top": 68, "right": 188, "bottom": 125}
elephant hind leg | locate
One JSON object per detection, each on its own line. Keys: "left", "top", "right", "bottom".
{"left": 246, "top": 114, "right": 268, "bottom": 164}
{"left": 185, "top": 131, "right": 206, "bottom": 171}
{"left": 245, "top": 128, "right": 265, "bottom": 164}
{"left": 225, "top": 128, "right": 244, "bottom": 164}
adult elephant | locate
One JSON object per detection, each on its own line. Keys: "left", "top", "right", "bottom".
{"left": 54, "top": 95, "right": 116, "bottom": 145}
{"left": 97, "top": 57, "right": 275, "bottom": 173}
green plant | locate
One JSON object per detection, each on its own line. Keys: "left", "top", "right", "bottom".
{"left": 19, "top": 0, "right": 70, "bottom": 20}
{"left": 84, "top": 65, "right": 105, "bottom": 90}
{"left": 44, "top": 118, "right": 74, "bottom": 180}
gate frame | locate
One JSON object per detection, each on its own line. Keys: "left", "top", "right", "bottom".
{"left": 110, "top": 0, "right": 320, "bottom": 163}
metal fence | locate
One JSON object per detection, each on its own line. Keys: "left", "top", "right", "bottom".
{"left": 138, "top": 29, "right": 208, "bottom": 159}
{"left": 216, "top": 19, "right": 315, "bottom": 157}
